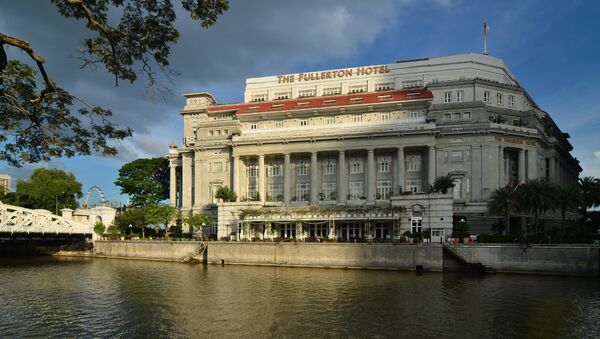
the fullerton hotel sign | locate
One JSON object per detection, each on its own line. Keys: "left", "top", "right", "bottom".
{"left": 277, "top": 65, "right": 391, "bottom": 84}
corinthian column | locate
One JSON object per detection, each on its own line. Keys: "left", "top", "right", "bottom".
{"left": 396, "top": 147, "right": 404, "bottom": 194}
{"left": 169, "top": 160, "right": 177, "bottom": 207}
{"left": 338, "top": 150, "right": 347, "bottom": 204}
{"left": 181, "top": 152, "right": 193, "bottom": 209}
{"left": 258, "top": 154, "right": 265, "bottom": 203}
{"left": 310, "top": 151, "right": 318, "bottom": 204}
{"left": 284, "top": 153, "right": 291, "bottom": 204}
{"left": 428, "top": 146, "right": 436, "bottom": 186}
{"left": 367, "top": 149, "right": 375, "bottom": 203}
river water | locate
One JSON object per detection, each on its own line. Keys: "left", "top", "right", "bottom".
{"left": 0, "top": 257, "right": 599, "bottom": 338}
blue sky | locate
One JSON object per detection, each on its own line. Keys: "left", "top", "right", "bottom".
{"left": 1, "top": 0, "right": 599, "bottom": 205}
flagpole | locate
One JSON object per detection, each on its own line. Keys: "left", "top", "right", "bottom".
{"left": 483, "top": 19, "right": 488, "bottom": 55}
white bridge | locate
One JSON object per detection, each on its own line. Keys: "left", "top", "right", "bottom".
{"left": 0, "top": 203, "right": 92, "bottom": 235}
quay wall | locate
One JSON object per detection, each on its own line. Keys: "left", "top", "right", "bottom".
{"left": 94, "top": 240, "right": 203, "bottom": 262}
{"left": 451, "top": 244, "right": 600, "bottom": 275}
{"left": 206, "top": 242, "right": 443, "bottom": 271}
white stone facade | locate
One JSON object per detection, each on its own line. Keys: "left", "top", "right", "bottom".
{"left": 168, "top": 53, "right": 581, "bottom": 239}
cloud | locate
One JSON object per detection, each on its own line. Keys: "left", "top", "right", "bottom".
{"left": 0, "top": 160, "right": 71, "bottom": 191}
{"left": 594, "top": 152, "right": 600, "bottom": 160}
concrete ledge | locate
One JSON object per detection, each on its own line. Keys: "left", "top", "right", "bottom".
{"left": 450, "top": 244, "right": 600, "bottom": 276}
{"left": 94, "top": 240, "right": 204, "bottom": 262}
{"left": 207, "top": 242, "right": 443, "bottom": 271}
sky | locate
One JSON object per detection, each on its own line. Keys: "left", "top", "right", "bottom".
{"left": 1, "top": 0, "right": 599, "bottom": 205}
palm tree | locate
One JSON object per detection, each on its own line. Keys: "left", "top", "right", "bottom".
{"left": 579, "top": 177, "right": 600, "bottom": 213}
{"left": 488, "top": 186, "right": 518, "bottom": 235}
{"left": 555, "top": 185, "right": 581, "bottom": 240}
{"left": 515, "top": 179, "right": 558, "bottom": 233}
{"left": 433, "top": 175, "right": 455, "bottom": 194}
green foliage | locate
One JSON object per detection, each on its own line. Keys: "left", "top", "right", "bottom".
{"left": 1, "top": 1, "right": 229, "bottom": 166}
{"left": 115, "top": 207, "right": 147, "bottom": 237}
{"left": 144, "top": 204, "right": 177, "bottom": 230}
{"left": 93, "top": 221, "right": 106, "bottom": 235}
{"left": 515, "top": 179, "right": 558, "bottom": 231}
{"left": 488, "top": 186, "right": 518, "bottom": 234}
{"left": 214, "top": 186, "right": 237, "bottom": 202}
{"left": 579, "top": 177, "right": 600, "bottom": 212}
{"left": 184, "top": 213, "right": 213, "bottom": 233}
{"left": 5, "top": 168, "right": 82, "bottom": 212}
{"left": 106, "top": 224, "right": 121, "bottom": 236}
{"left": 115, "top": 157, "right": 169, "bottom": 206}
{"left": 432, "top": 175, "right": 455, "bottom": 194}
{"left": 452, "top": 222, "right": 470, "bottom": 239}
{"left": 555, "top": 185, "right": 581, "bottom": 229}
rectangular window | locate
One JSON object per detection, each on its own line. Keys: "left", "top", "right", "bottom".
{"left": 377, "top": 180, "right": 392, "bottom": 200}
{"left": 296, "top": 161, "right": 309, "bottom": 176}
{"left": 250, "top": 123, "right": 258, "bottom": 130}
{"left": 512, "top": 119, "right": 520, "bottom": 126}
{"left": 406, "top": 179, "right": 422, "bottom": 193}
{"left": 451, "top": 151, "right": 463, "bottom": 162}
{"left": 410, "top": 111, "right": 419, "bottom": 119}
{"left": 274, "top": 91, "right": 291, "bottom": 100}
{"left": 348, "top": 84, "right": 367, "bottom": 94}
{"left": 453, "top": 112, "right": 461, "bottom": 120}
{"left": 352, "top": 115, "right": 362, "bottom": 123}
{"left": 349, "top": 158, "right": 363, "bottom": 174}
{"left": 484, "top": 91, "right": 491, "bottom": 103}
{"left": 496, "top": 93, "right": 503, "bottom": 105}
{"left": 322, "top": 182, "right": 336, "bottom": 201}
{"left": 444, "top": 91, "right": 452, "bottom": 103}
{"left": 247, "top": 164, "right": 258, "bottom": 177}
{"left": 247, "top": 183, "right": 258, "bottom": 197}
{"left": 462, "top": 111, "right": 471, "bottom": 119}
{"left": 296, "top": 183, "right": 310, "bottom": 201}
{"left": 322, "top": 160, "right": 336, "bottom": 175}
{"left": 402, "top": 80, "right": 422, "bottom": 88}
{"left": 456, "top": 90, "right": 464, "bottom": 102}
{"left": 349, "top": 181, "right": 364, "bottom": 200}
{"left": 375, "top": 82, "right": 394, "bottom": 91}
{"left": 488, "top": 115, "right": 497, "bottom": 123}
{"left": 323, "top": 87, "right": 342, "bottom": 96}
{"left": 268, "top": 183, "right": 283, "bottom": 201}
{"left": 377, "top": 156, "right": 391, "bottom": 173}
{"left": 299, "top": 119, "right": 308, "bottom": 126}
{"left": 298, "top": 89, "right": 316, "bottom": 98}
{"left": 443, "top": 113, "right": 451, "bottom": 121}
{"left": 508, "top": 95, "right": 515, "bottom": 107}
{"left": 324, "top": 117, "right": 335, "bottom": 125}
{"left": 380, "top": 112, "right": 390, "bottom": 120}
{"left": 208, "top": 130, "right": 214, "bottom": 136}
{"left": 250, "top": 93, "right": 267, "bottom": 102}
{"left": 406, "top": 155, "right": 422, "bottom": 172}
{"left": 275, "top": 121, "right": 283, "bottom": 128}
{"left": 267, "top": 164, "right": 282, "bottom": 177}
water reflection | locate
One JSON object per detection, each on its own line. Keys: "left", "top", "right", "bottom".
{"left": 0, "top": 257, "right": 599, "bottom": 338}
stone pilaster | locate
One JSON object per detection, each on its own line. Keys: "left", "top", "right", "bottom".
{"left": 367, "top": 149, "right": 375, "bottom": 203}
{"left": 428, "top": 146, "right": 436, "bottom": 186}
{"left": 396, "top": 147, "right": 404, "bottom": 194}
{"left": 232, "top": 155, "right": 239, "bottom": 201}
{"left": 518, "top": 149, "right": 526, "bottom": 184}
{"left": 284, "top": 153, "right": 291, "bottom": 204}
{"left": 169, "top": 160, "right": 178, "bottom": 207}
{"left": 498, "top": 146, "right": 504, "bottom": 187}
{"left": 338, "top": 150, "right": 347, "bottom": 204}
{"left": 310, "top": 151, "right": 318, "bottom": 204}
{"left": 181, "top": 152, "right": 193, "bottom": 210}
{"left": 258, "top": 154, "right": 265, "bottom": 203}
{"left": 194, "top": 151, "right": 203, "bottom": 207}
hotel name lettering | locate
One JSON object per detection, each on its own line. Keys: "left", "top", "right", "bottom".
{"left": 277, "top": 66, "right": 391, "bottom": 83}
{"left": 495, "top": 136, "right": 536, "bottom": 146}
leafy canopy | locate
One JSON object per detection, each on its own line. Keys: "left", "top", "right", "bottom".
{"left": 115, "top": 157, "right": 169, "bottom": 206}
{"left": 0, "top": 0, "right": 229, "bottom": 166}
{"left": 1, "top": 168, "right": 83, "bottom": 212}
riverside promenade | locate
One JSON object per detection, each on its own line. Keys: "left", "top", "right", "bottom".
{"left": 87, "top": 241, "right": 600, "bottom": 276}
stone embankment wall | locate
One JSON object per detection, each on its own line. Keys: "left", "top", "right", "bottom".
{"left": 450, "top": 244, "right": 600, "bottom": 275}
{"left": 94, "top": 240, "right": 204, "bottom": 261}
{"left": 207, "top": 242, "right": 443, "bottom": 271}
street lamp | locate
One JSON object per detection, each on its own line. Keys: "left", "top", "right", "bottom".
{"left": 55, "top": 191, "right": 66, "bottom": 215}
{"left": 201, "top": 222, "right": 206, "bottom": 240}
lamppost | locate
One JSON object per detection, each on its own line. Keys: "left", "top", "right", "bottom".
{"left": 201, "top": 222, "right": 206, "bottom": 241}
{"left": 55, "top": 191, "right": 66, "bottom": 215}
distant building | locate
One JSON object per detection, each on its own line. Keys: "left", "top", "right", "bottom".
{"left": 0, "top": 173, "right": 11, "bottom": 195}
{"left": 167, "top": 53, "right": 581, "bottom": 240}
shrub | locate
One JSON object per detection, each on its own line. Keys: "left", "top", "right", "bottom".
{"left": 93, "top": 222, "right": 106, "bottom": 235}
{"left": 215, "top": 186, "right": 237, "bottom": 202}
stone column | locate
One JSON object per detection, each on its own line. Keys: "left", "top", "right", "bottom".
{"left": 169, "top": 160, "right": 177, "bottom": 206}
{"left": 194, "top": 152, "right": 202, "bottom": 207}
{"left": 232, "top": 155, "right": 239, "bottom": 201}
{"left": 181, "top": 152, "right": 193, "bottom": 209}
{"left": 396, "top": 147, "right": 405, "bottom": 194}
{"left": 518, "top": 149, "right": 526, "bottom": 184}
{"left": 548, "top": 157, "right": 556, "bottom": 183}
{"left": 338, "top": 150, "right": 347, "bottom": 203}
{"left": 284, "top": 153, "right": 291, "bottom": 204}
{"left": 258, "top": 154, "right": 265, "bottom": 203}
{"left": 498, "top": 146, "right": 504, "bottom": 187}
{"left": 428, "top": 146, "right": 436, "bottom": 186}
{"left": 310, "top": 151, "right": 318, "bottom": 204}
{"left": 367, "top": 149, "right": 375, "bottom": 202}
{"left": 528, "top": 149, "right": 538, "bottom": 180}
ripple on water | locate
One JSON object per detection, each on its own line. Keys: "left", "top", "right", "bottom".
{"left": 0, "top": 257, "right": 599, "bottom": 338}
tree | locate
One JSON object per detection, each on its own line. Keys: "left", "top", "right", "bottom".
{"left": 515, "top": 179, "right": 558, "bottom": 232}
{"left": 555, "top": 185, "right": 581, "bottom": 240}
{"left": 145, "top": 203, "right": 177, "bottom": 236}
{"left": 0, "top": 0, "right": 229, "bottom": 166}
{"left": 215, "top": 186, "right": 237, "bottom": 202}
{"left": 114, "top": 206, "right": 147, "bottom": 238}
{"left": 10, "top": 168, "right": 83, "bottom": 212}
{"left": 488, "top": 186, "right": 518, "bottom": 235}
{"left": 579, "top": 177, "right": 600, "bottom": 214}
{"left": 432, "top": 175, "right": 455, "bottom": 194}
{"left": 115, "top": 157, "right": 169, "bottom": 206}
{"left": 93, "top": 221, "right": 106, "bottom": 235}
{"left": 184, "top": 213, "right": 213, "bottom": 236}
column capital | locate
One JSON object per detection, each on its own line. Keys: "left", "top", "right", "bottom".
{"left": 367, "top": 148, "right": 375, "bottom": 153}
{"left": 396, "top": 146, "right": 404, "bottom": 151}
{"left": 428, "top": 145, "right": 436, "bottom": 150}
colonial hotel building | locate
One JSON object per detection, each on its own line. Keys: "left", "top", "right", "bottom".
{"left": 168, "top": 53, "right": 580, "bottom": 241}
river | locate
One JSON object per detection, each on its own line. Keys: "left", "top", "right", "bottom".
{"left": 0, "top": 257, "right": 599, "bottom": 338}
